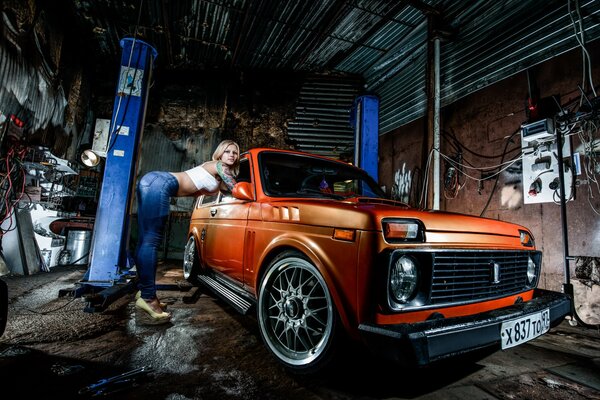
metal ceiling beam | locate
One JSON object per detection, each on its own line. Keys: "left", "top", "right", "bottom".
{"left": 292, "top": 0, "right": 349, "bottom": 69}
{"left": 406, "top": 0, "right": 441, "bottom": 16}
{"left": 229, "top": 0, "right": 253, "bottom": 69}
{"left": 325, "top": 1, "right": 414, "bottom": 70}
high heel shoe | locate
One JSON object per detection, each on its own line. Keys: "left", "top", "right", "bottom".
{"left": 135, "top": 291, "right": 167, "bottom": 309}
{"left": 135, "top": 297, "right": 171, "bottom": 325}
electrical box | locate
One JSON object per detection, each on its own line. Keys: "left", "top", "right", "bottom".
{"left": 92, "top": 118, "right": 111, "bottom": 157}
{"left": 521, "top": 120, "right": 573, "bottom": 204}
{"left": 521, "top": 118, "right": 554, "bottom": 142}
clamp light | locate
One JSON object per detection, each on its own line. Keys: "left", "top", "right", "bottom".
{"left": 80, "top": 149, "right": 101, "bottom": 168}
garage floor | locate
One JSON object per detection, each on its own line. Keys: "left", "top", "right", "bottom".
{"left": 1, "top": 262, "right": 599, "bottom": 400}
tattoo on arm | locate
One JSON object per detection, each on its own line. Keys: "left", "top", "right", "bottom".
{"left": 216, "top": 161, "right": 237, "bottom": 191}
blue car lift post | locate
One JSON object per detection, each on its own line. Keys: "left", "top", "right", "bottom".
{"left": 352, "top": 95, "right": 379, "bottom": 181}
{"left": 59, "top": 38, "right": 158, "bottom": 312}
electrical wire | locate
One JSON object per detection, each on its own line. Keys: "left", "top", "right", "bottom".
{"left": 443, "top": 151, "right": 465, "bottom": 199}
{"left": 576, "top": 118, "right": 600, "bottom": 215}
{"left": 106, "top": 0, "right": 145, "bottom": 155}
{"left": 0, "top": 143, "right": 28, "bottom": 237}
{"left": 568, "top": 0, "right": 597, "bottom": 98}
{"left": 419, "top": 143, "right": 522, "bottom": 208}
{"left": 553, "top": 100, "right": 600, "bottom": 331}
{"left": 440, "top": 151, "right": 523, "bottom": 173}
{"left": 479, "top": 130, "right": 520, "bottom": 217}
{"left": 443, "top": 129, "right": 521, "bottom": 160}
{"left": 418, "top": 148, "right": 433, "bottom": 209}
{"left": 13, "top": 296, "right": 78, "bottom": 315}
{"left": 439, "top": 151, "right": 523, "bottom": 182}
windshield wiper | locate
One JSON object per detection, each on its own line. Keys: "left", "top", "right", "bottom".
{"left": 296, "top": 188, "right": 344, "bottom": 200}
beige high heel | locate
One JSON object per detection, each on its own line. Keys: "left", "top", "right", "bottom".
{"left": 135, "top": 291, "right": 167, "bottom": 309}
{"left": 135, "top": 297, "right": 171, "bottom": 325}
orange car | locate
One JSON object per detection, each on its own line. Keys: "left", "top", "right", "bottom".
{"left": 184, "top": 148, "right": 571, "bottom": 373}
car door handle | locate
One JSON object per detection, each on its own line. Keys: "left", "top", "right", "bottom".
{"left": 210, "top": 208, "right": 217, "bottom": 217}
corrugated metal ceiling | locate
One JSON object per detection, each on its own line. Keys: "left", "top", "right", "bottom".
{"left": 70, "top": 0, "right": 600, "bottom": 134}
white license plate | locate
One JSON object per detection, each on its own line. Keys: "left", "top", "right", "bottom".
{"left": 501, "top": 309, "right": 550, "bottom": 349}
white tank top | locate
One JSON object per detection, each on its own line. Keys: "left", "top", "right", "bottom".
{"left": 184, "top": 165, "right": 219, "bottom": 193}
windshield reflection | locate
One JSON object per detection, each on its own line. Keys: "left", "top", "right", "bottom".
{"left": 258, "top": 152, "right": 385, "bottom": 199}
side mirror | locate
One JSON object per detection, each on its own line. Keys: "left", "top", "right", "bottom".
{"left": 232, "top": 181, "right": 254, "bottom": 201}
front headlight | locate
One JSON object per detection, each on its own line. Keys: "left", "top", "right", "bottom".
{"left": 527, "top": 256, "right": 537, "bottom": 285}
{"left": 389, "top": 255, "right": 419, "bottom": 303}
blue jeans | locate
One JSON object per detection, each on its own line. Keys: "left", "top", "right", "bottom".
{"left": 135, "top": 171, "right": 179, "bottom": 299}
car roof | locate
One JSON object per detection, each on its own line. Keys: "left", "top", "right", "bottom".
{"left": 242, "top": 148, "right": 360, "bottom": 170}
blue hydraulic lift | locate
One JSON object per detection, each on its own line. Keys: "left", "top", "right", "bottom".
{"left": 60, "top": 38, "right": 158, "bottom": 312}
{"left": 352, "top": 95, "right": 379, "bottom": 181}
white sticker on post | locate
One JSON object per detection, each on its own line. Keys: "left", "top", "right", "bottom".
{"left": 116, "top": 125, "right": 130, "bottom": 136}
{"left": 117, "top": 66, "right": 143, "bottom": 97}
{"left": 113, "top": 150, "right": 125, "bottom": 157}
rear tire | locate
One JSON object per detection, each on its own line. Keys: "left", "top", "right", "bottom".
{"left": 0, "top": 278, "right": 7, "bottom": 337}
{"left": 257, "top": 250, "right": 340, "bottom": 374}
{"left": 183, "top": 236, "right": 201, "bottom": 285}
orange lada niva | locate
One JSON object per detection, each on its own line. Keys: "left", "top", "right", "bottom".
{"left": 184, "top": 147, "right": 571, "bottom": 374}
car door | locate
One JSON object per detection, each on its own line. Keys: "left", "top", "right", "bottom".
{"left": 202, "top": 158, "right": 252, "bottom": 284}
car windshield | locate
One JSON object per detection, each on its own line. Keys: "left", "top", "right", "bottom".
{"left": 258, "top": 152, "right": 386, "bottom": 199}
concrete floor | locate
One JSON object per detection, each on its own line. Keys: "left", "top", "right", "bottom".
{"left": 1, "top": 262, "right": 599, "bottom": 400}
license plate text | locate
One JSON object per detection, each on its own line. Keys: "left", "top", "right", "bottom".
{"left": 501, "top": 309, "right": 550, "bottom": 349}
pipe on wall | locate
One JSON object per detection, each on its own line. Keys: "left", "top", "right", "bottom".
{"left": 433, "top": 36, "right": 441, "bottom": 210}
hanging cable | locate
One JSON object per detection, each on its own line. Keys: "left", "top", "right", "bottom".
{"left": 106, "top": 0, "right": 146, "bottom": 155}
{"left": 479, "top": 130, "right": 521, "bottom": 217}
{"left": 443, "top": 150, "right": 464, "bottom": 199}
{"left": 568, "top": 0, "right": 597, "bottom": 98}
{"left": 0, "top": 141, "right": 28, "bottom": 237}
{"left": 418, "top": 148, "right": 434, "bottom": 209}
{"left": 554, "top": 113, "right": 600, "bottom": 330}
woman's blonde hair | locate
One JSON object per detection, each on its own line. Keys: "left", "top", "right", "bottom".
{"left": 212, "top": 139, "right": 240, "bottom": 175}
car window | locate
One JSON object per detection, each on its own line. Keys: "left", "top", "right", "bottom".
{"left": 201, "top": 193, "right": 219, "bottom": 206}
{"left": 258, "top": 152, "right": 385, "bottom": 199}
{"left": 219, "top": 193, "right": 236, "bottom": 203}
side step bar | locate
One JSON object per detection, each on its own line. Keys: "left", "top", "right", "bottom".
{"left": 198, "top": 275, "right": 254, "bottom": 315}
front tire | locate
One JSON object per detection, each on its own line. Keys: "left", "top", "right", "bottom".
{"left": 257, "top": 251, "right": 339, "bottom": 374}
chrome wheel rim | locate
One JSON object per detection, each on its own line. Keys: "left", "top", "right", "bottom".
{"left": 258, "top": 256, "right": 333, "bottom": 366}
{"left": 183, "top": 237, "right": 195, "bottom": 280}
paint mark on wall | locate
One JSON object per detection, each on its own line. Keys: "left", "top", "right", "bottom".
{"left": 500, "top": 160, "right": 522, "bottom": 210}
{"left": 500, "top": 185, "right": 522, "bottom": 209}
{"left": 391, "top": 163, "right": 412, "bottom": 203}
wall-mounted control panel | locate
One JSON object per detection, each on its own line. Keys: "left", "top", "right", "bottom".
{"left": 521, "top": 119, "right": 573, "bottom": 204}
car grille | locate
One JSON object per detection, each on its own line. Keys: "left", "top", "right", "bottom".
{"left": 430, "top": 251, "right": 532, "bottom": 304}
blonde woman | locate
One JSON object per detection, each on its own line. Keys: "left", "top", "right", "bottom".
{"left": 134, "top": 140, "right": 240, "bottom": 324}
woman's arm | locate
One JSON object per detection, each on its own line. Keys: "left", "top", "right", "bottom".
{"left": 216, "top": 161, "right": 237, "bottom": 191}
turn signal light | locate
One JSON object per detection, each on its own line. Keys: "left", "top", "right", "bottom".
{"left": 333, "top": 228, "right": 355, "bottom": 241}
{"left": 519, "top": 230, "right": 535, "bottom": 247}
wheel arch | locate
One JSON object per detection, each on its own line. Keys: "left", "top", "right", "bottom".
{"left": 187, "top": 225, "right": 202, "bottom": 244}
{"left": 254, "top": 238, "right": 354, "bottom": 336}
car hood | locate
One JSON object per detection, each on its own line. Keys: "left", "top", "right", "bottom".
{"left": 261, "top": 198, "right": 526, "bottom": 238}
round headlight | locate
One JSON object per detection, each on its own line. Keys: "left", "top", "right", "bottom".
{"left": 390, "top": 255, "right": 418, "bottom": 303}
{"left": 527, "top": 256, "right": 537, "bottom": 285}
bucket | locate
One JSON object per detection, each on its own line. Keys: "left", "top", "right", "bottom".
{"left": 65, "top": 230, "right": 92, "bottom": 265}
{"left": 58, "top": 250, "right": 71, "bottom": 266}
